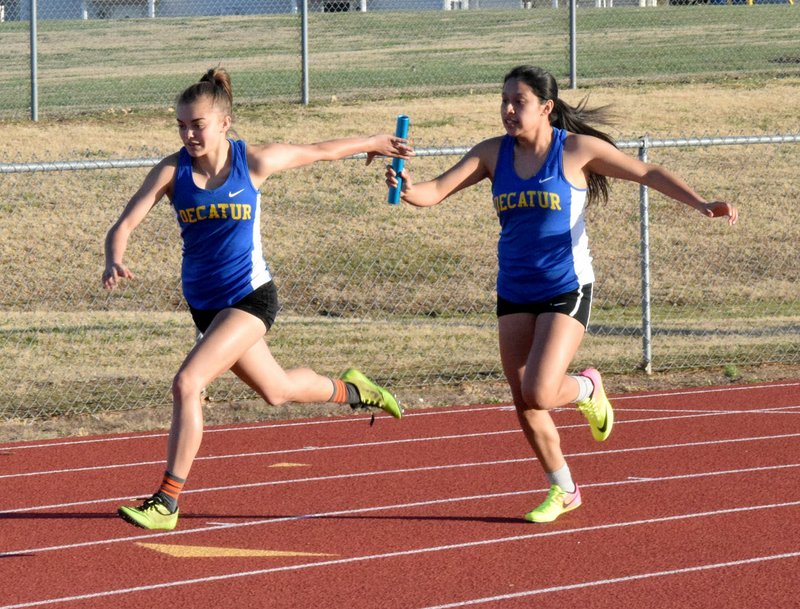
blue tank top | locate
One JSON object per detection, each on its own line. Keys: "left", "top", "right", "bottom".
{"left": 492, "top": 128, "right": 594, "bottom": 303}
{"left": 172, "top": 139, "right": 271, "bottom": 310}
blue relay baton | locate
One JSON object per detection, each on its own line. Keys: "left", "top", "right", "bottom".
{"left": 388, "top": 114, "right": 410, "bottom": 205}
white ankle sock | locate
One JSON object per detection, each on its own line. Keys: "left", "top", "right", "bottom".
{"left": 546, "top": 463, "right": 576, "bottom": 494}
{"left": 571, "top": 374, "right": 593, "bottom": 402}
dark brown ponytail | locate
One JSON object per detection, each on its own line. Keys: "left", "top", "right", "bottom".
{"left": 504, "top": 65, "right": 615, "bottom": 206}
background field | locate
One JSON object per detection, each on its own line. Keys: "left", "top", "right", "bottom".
{"left": 3, "top": 77, "right": 799, "bottom": 434}
{"left": 2, "top": 5, "right": 799, "bottom": 115}
{"left": 1, "top": 5, "right": 799, "bottom": 434}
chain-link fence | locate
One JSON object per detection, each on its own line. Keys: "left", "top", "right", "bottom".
{"left": 2, "top": 0, "right": 797, "bottom": 119}
{"left": 1, "top": 1, "right": 799, "bottom": 419}
{"left": 1, "top": 134, "right": 799, "bottom": 420}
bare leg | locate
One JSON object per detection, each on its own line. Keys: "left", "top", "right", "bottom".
{"left": 120, "top": 307, "right": 356, "bottom": 529}
{"left": 230, "top": 339, "right": 336, "bottom": 405}
{"left": 167, "top": 307, "right": 351, "bottom": 479}
{"left": 498, "top": 312, "right": 585, "bottom": 474}
{"left": 167, "top": 309, "right": 268, "bottom": 478}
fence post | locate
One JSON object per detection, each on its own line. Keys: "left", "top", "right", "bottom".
{"left": 568, "top": 0, "right": 577, "bottom": 89}
{"left": 301, "top": 0, "right": 309, "bottom": 105}
{"left": 638, "top": 136, "right": 653, "bottom": 374}
{"left": 30, "top": 0, "right": 38, "bottom": 121}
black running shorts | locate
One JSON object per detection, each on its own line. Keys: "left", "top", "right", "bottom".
{"left": 496, "top": 284, "right": 593, "bottom": 329}
{"left": 189, "top": 281, "right": 279, "bottom": 333}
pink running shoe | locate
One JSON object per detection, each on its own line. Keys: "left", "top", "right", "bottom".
{"left": 576, "top": 368, "right": 614, "bottom": 442}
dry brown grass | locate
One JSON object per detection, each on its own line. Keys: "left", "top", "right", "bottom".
{"left": 3, "top": 77, "right": 800, "bottom": 156}
{"left": 1, "top": 362, "right": 798, "bottom": 444}
{"left": 1, "top": 78, "right": 798, "bottom": 438}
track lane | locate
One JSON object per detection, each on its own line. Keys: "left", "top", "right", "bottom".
{"left": 1, "top": 380, "right": 798, "bottom": 608}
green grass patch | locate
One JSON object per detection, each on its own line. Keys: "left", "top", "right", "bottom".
{"left": 1, "top": 7, "right": 797, "bottom": 115}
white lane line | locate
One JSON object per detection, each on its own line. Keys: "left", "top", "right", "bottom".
{"left": 5, "top": 401, "right": 800, "bottom": 481}
{"left": 1, "top": 499, "right": 799, "bottom": 609}
{"left": 6, "top": 381, "right": 798, "bottom": 452}
{"left": 611, "top": 381, "right": 800, "bottom": 401}
{"left": 615, "top": 404, "right": 800, "bottom": 414}
{"left": 3, "top": 431, "right": 800, "bottom": 509}
{"left": 416, "top": 551, "right": 800, "bottom": 609}
{"left": 0, "top": 430, "right": 524, "bottom": 480}
{"left": 0, "top": 406, "right": 511, "bottom": 452}
{"left": 4, "top": 430, "right": 800, "bottom": 508}
{"left": 2, "top": 461, "right": 799, "bottom": 558}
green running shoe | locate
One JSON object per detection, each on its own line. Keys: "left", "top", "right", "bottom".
{"left": 524, "top": 484, "right": 582, "bottom": 523}
{"left": 341, "top": 368, "right": 402, "bottom": 419}
{"left": 118, "top": 495, "right": 179, "bottom": 530}
{"left": 576, "top": 368, "right": 614, "bottom": 442}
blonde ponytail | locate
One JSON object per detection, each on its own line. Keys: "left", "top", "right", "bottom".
{"left": 176, "top": 67, "right": 233, "bottom": 116}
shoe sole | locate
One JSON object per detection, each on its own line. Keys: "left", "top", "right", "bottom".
{"left": 524, "top": 499, "right": 582, "bottom": 523}
{"left": 117, "top": 506, "right": 178, "bottom": 531}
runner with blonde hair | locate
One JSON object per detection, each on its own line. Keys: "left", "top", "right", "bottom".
{"left": 105, "top": 67, "right": 411, "bottom": 530}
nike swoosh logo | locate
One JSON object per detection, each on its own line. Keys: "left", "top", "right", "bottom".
{"left": 228, "top": 188, "right": 245, "bottom": 198}
{"left": 597, "top": 413, "right": 608, "bottom": 433}
{"left": 563, "top": 493, "right": 579, "bottom": 508}
{"left": 539, "top": 176, "right": 555, "bottom": 183}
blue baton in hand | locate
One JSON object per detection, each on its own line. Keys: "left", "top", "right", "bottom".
{"left": 388, "top": 114, "right": 410, "bottom": 205}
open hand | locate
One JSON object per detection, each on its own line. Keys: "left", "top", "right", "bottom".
{"left": 699, "top": 201, "right": 738, "bottom": 226}
{"left": 102, "top": 263, "right": 134, "bottom": 290}
{"left": 365, "top": 134, "right": 414, "bottom": 166}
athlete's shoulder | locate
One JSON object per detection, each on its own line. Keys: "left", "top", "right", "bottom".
{"left": 469, "top": 135, "right": 505, "bottom": 161}
{"left": 129, "top": 152, "right": 180, "bottom": 204}
{"left": 143, "top": 151, "right": 179, "bottom": 182}
{"left": 564, "top": 131, "right": 613, "bottom": 150}
{"left": 160, "top": 150, "right": 181, "bottom": 167}
{"left": 475, "top": 135, "right": 505, "bottom": 150}
{"left": 244, "top": 141, "right": 278, "bottom": 179}
{"left": 229, "top": 137, "right": 248, "bottom": 154}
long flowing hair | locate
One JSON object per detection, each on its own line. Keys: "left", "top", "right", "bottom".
{"left": 504, "top": 65, "right": 615, "bottom": 206}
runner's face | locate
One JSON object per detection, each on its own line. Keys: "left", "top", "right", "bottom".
{"left": 176, "top": 98, "right": 229, "bottom": 157}
{"left": 501, "top": 78, "right": 548, "bottom": 137}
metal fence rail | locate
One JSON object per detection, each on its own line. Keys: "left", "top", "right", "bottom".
{"left": 1, "top": 0, "right": 798, "bottom": 419}
{"left": 0, "top": 135, "right": 798, "bottom": 420}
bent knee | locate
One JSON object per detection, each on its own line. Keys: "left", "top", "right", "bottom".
{"left": 520, "top": 383, "right": 562, "bottom": 411}
{"left": 172, "top": 370, "right": 206, "bottom": 402}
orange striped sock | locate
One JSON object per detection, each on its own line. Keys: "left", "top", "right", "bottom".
{"left": 329, "top": 378, "right": 348, "bottom": 403}
{"left": 155, "top": 470, "right": 185, "bottom": 512}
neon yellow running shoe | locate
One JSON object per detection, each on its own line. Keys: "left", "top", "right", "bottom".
{"left": 576, "top": 368, "right": 614, "bottom": 442}
{"left": 524, "top": 484, "right": 582, "bottom": 523}
{"left": 341, "top": 368, "right": 402, "bottom": 419}
{"left": 118, "top": 495, "right": 179, "bottom": 530}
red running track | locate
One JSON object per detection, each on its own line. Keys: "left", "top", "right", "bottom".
{"left": 1, "top": 380, "right": 799, "bottom": 608}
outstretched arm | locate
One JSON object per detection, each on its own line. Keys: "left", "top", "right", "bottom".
{"left": 580, "top": 135, "right": 738, "bottom": 225}
{"left": 247, "top": 134, "right": 412, "bottom": 186}
{"left": 386, "top": 138, "right": 499, "bottom": 208}
{"left": 102, "top": 156, "right": 176, "bottom": 289}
